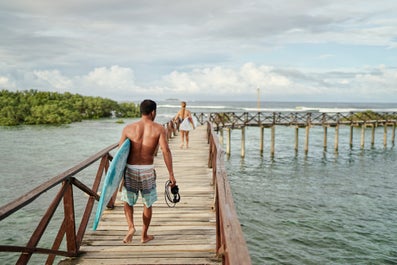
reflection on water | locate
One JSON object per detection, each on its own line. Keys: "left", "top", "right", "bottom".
{"left": 225, "top": 126, "right": 397, "bottom": 264}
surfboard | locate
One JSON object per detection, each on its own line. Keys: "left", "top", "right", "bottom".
{"left": 93, "top": 139, "right": 130, "bottom": 230}
{"left": 192, "top": 116, "right": 198, "bottom": 128}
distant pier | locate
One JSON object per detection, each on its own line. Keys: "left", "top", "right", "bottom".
{"left": 192, "top": 111, "right": 397, "bottom": 157}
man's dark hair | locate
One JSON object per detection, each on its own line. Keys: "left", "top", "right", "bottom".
{"left": 140, "top": 99, "right": 157, "bottom": 115}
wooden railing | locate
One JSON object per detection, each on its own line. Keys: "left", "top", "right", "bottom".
{"left": 206, "top": 121, "right": 252, "bottom": 265}
{"left": 194, "top": 111, "right": 397, "bottom": 130}
{"left": 0, "top": 143, "right": 118, "bottom": 265}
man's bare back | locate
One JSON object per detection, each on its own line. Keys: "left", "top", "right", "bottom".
{"left": 120, "top": 119, "right": 163, "bottom": 165}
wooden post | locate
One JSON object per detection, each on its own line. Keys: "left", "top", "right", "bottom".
{"left": 392, "top": 123, "right": 396, "bottom": 146}
{"left": 226, "top": 127, "right": 231, "bottom": 155}
{"left": 219, "top": 128, "right": 224, "bottom": 146}
{"left": 294, "top": 127, "right": 299, "bottom": 153}
{"left": 334, "top": 125, "right": 339, "bottom": 152}
{"left": 323, "top": 126, "right": 328, "bottom": 151}
{"left": 63, "top": 181, "right": 78, "bottom": 255}
{"left": 371, "top": 125, "right": 375, "bottom": 147}
{"left": 304, "top": 125, "right": 309, "bottom": 155}
{"left": 260, "top": 126, "right": 264, "bottom": 155}
{"left": 271, "top": 126, "right": 275, "bottom": 157}
{"left": 361, "top": 125, "right": 365, "bottom": 149}
{"left": 241, "top": 127, "right": 245, "bottom": 157}
{"left": 349, "top": 125, "right": 354, "bottom": 148}
{"left": 384, "top": 124, "right": 387, "bottom": 147}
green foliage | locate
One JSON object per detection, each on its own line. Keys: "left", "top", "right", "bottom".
{"left": 342, "top": 110, "right": 397, "bottom": 122}
{"left": 0, "top": 90, "right": 140, "bottom": 126}
{"left": 116, "top": 102, "right": 141, "bottom": 118}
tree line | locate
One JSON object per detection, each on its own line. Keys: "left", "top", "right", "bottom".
{"left": 0, "top": 90, "right": 140, "bottom": 126}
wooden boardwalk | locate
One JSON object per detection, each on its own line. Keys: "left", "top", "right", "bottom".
{"left": 60, "top": 125, "right": 221, "bottom": 265}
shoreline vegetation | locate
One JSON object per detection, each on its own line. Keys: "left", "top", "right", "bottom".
{"left": 2, "top": 89, "right": 396, "bottom": 127}
{"left": 342, "top": 110, "right": 397, "bottom": 121}
{"left": 0, "top": 90, "right": 140, "bottom": 126}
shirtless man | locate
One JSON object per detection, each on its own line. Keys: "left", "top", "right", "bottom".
{"left": 118, "top": 99, "right": 176, "bottom": 244}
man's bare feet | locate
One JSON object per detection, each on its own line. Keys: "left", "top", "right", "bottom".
{"left": 123, "top": 227, "right": 136, "bottom": 243}
{"left": 141, "top": 235, "right": 154, "bottom": 243}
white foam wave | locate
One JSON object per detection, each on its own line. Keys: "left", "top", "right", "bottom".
{"left": 158, "top": 102, "right": 396, "bottom": 113}
{"left": 243, "top": 106, "right": 397, "bottom": 113}
{"left": 318, "top": 108, "right": 397, "bottom": 113}
{"left": 158, "top": 104, "right": 180, "bottom": 108}
{"left": 190, "top": 105, "right": 228, "bottom": 109}
{"left": 159, "top": 104, "right": 229, "bottom": 110}
{"left": 243, "top": 107, "right": 298, "bottom": 112}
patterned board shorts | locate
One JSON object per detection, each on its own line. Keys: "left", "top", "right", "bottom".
{"left": 121, "top": 164, "right": 157, "bottom": 208}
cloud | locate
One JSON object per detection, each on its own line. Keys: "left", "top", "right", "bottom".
{"left": 353, "top": 65, "right": 397, "bottom": 96}
{"left": 1, "top": 1, "right": 397, "bottom": 102}
{"left": 0, "top": 76, "right": 16, "bottom": 89}
{"left": 82, "top": 66, "right": 136, "bottom": 93}
{"left": 162, "top": 63, "right": 291, "bottom": 99}
{"left": 30, "top": 66, "right": 142, "bottom": 99}
{"left": 2, "top": 64, "right": 397, "bottom": 102}
{"left": 33, "top": 70, "right": 73, "bottom": 91}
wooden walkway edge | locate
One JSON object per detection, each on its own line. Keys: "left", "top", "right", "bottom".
{"left": 60, "top": 125, "right": 222, "bottom": 265}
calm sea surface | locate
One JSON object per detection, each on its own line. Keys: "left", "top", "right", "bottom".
{"left": 1, "top": 101, "right": 397, "bottom": 264}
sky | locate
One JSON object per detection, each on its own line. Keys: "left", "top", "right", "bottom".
{"left": 1, "top": 0, "right": 397, "bottom": 102}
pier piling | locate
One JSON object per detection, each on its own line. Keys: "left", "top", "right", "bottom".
{"left": 241, "top": 127, "right": 246, "bottom": 157}
{"left": 349, "top": 126, "right": 354, "bottom": 148}
{"left": 260, "top": 126, "right": 265, "bottom": 155}
{"left": 209, "top": 111, "right": 397, "bottom": 156}
{"left": 361, "top": 126, "right": 365, "bottom": 149}
{"left": 226, "top": 127, "right": 231, "bottom": 155}
{"left": 304, "top": 126, "right": 309, "bottom": 155}
{"left": 334, "top": 125, "right": 339, "bottom": 152}
{"left": 271, "top": 126, "right": 275, "bottom": 157}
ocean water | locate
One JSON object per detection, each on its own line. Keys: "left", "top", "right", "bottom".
{"left": 1, "top": 101, "right": 396, "bottom": 264}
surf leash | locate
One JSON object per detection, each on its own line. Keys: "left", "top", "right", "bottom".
{"left": 164, "top": 180, "right": 180, "bottom": 208}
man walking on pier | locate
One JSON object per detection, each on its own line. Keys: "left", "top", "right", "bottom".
{"left": 118, "top": 99, "right": 176, "bottom": 244}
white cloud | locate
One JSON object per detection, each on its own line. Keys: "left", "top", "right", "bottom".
{"left": 2, "top": 63, "right": 397, "bottom": 102}
{"left": 33, "top": 70, "right": 73, "bottom": 91}
{"left": 82, "top": 66, "right": 136, "bottom": 92}
{"left": 0, "top": 76, "right": 16, "bottom": 88}
{"left": 161, "top": 63, "right": 292, "bottom": 99}
{"left": 353, "top": 66, "right": 397, "bottom": 96}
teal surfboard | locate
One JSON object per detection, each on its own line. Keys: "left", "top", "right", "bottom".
{"left": 93, "top": 139, "right": 130, "bottom": 230}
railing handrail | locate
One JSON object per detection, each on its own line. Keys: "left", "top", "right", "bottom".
{"left": 0, "top": 143, "right": 118, "bottom": 222}
{"left": 193, "top": 111, "right": 397, "bottom": 130}
{"left": 206, "top": 121, "right": 252, "bottom": 265}
{"left": 0, "top": 142, "right": 119, "bottom": 264}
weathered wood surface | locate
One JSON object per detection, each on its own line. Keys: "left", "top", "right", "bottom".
{"left": 60, "top": 125, "right": 221, "bottom": 265}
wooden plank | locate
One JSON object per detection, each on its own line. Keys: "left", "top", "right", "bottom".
{"left": 74, "top": 255, "right": 220, "bottom": 264}
{"left": 60, "top": 126, "right": 221, "bottom": 265}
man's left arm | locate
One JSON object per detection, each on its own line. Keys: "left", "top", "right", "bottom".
{"left": 159, "top": 127, "right": 176, "bottom": 186}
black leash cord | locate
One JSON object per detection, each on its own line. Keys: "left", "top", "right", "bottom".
{"left": 164, "top": 180, "right": 180, "bottom": 208}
